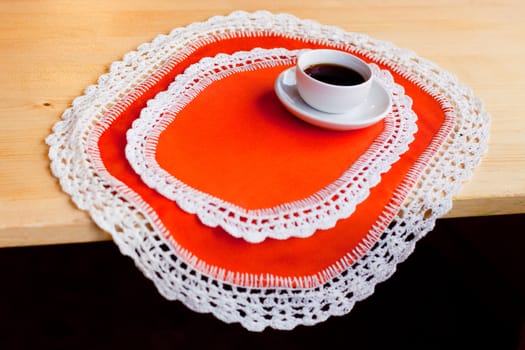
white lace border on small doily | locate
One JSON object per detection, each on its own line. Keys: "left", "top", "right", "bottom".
{"left": 125, "top": 48, "right": 418, "bottom": 243}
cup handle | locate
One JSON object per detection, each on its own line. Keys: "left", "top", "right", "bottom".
{"left": 282, "top": 67, "right": 297, "bottom": 86}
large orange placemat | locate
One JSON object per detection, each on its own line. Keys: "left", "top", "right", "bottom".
{"left": 94, "top": 36, "right": 451, "bottom": 287}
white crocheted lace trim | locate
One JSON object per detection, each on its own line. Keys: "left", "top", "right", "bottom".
{"left": 46, "top": 11, "right": 487, "bottom": 332}
{"left": 125, "top": 48, "right": 417, "bottom": 243}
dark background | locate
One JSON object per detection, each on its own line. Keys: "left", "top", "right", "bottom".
{"left": 1, "top": 214, "right": 524, "bottom": 349}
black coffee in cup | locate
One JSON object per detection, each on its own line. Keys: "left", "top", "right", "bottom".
{"left": 304, "top": 63, "right": 365, "bottom": 86}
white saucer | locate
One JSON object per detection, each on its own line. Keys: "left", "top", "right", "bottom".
{"left": 274, "top": 67, "right": 392, "bottom": 130}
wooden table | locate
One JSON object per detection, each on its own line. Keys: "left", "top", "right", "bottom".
{"left": 1, "top": 0, "right": 524, "bottom": 247}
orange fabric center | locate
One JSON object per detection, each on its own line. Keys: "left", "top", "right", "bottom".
{"left": 157, "top": 65, "right": 384, "bottom": 209}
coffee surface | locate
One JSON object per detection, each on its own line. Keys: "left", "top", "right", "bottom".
{"left": 304, "top": 63, "right": 365, "bottom": 86}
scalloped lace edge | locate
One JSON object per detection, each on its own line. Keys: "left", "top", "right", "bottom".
{"left": 45, "top": 11, "right": 487, "bottom": 332}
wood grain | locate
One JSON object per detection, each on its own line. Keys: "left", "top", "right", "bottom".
{"left": 1, "top": 0, "right": 524, "bottom": 247}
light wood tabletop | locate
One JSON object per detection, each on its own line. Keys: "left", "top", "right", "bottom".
{"left": 1, "top": 0, "right": 524, "bottom": 247}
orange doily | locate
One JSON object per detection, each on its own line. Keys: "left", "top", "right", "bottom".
{"left": 93, "top": 35, "right": 452, "bottom": 288}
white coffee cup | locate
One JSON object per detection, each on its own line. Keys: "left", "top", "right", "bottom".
{"left": 295, "top": 49, "right": 373, "bottom": 114}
